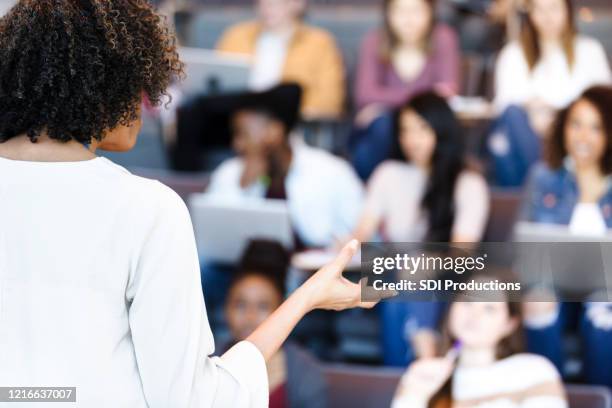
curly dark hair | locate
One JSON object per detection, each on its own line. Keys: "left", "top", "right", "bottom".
{"left": 546, "top": 86, "right": 612, "bottom": 174}
{"left": 0, "top": 0, "right": 183, "bottom": 144}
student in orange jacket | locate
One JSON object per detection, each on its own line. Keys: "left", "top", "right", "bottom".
{"left": 217, "top": 0, "right": 346, "bottom": 119}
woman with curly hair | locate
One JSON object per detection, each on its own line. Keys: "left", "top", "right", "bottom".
{"left": 0, "top": 2, "right": 377, "bottom": 407}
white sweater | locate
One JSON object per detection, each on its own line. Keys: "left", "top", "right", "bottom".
{"left": 494, "top": 36, "right": 611, "bottom": 111}
{"left": 0, "top": 156, "right": 268, "bottom": 407}
{"left": 393, "top": 354, "right": 567, "bottom": 408}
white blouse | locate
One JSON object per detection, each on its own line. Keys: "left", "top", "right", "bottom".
{"left": 0, "top": 156, "right": 268, "bottom": 407}
{"left": 494, "top": 35, "right": 611, "bottom": 111}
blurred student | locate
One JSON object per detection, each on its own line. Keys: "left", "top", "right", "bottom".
{"left": 207, "top": 84, "right": 364, "bottom": 249}
{"left": 217, "top": 0, "right": 345, "bottom": 118}
{"left": 488, "top": 0, "right": 611, "bottom": 186}
{"left": 521, "top": 86, "right": 612, "bottom": 387}
{"left": 202, "top": 85, "right": 363, "bottom": 317}
{"left": 224, "top": 240, "right": 327, "bottom": 408}
{"left": 351, "top": 0, "right": 460, "bottom": 179}
{"left": 347, "top": 92, "right": 489, "bottom": 365}
{"left": 392, "top": 294, "right": 567, "bottom": 407}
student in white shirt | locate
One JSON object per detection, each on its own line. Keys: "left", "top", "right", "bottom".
{"left": 495, "top": 0, "right": 611, "bottom": 115}
{"left": 0, "top": 3, "right": 382, "bottom": 407}
{"left": 206, "top": 84, "right": 364, "bottom": 249}
{"left": 487, "top": 0, "right": 612, "bottom": 186}
{"left": 392, "top": 277, "right": 567, "bottom": 408}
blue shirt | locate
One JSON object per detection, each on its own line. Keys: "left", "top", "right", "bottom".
{"left": 522, "top": 162, "right": 612, "bottom": 227}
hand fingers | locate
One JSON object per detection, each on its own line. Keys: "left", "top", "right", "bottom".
{"left": 329, "top": 239, "right": 359, "bottom": 273}
{"left": 444, "top": 343, "right": 461, "bottom": 363}
{"left": 358, "top": 300, "right": 379, "bottom": 309}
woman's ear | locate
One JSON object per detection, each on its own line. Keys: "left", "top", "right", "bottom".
{"left": 97, "top": 106, "right": 143, "bottom": 152}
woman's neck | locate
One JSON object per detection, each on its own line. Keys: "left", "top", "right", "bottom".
{"left": 539, "top": 37, "right": 562, "bottom": 54}
{"left": 396, "top": 39, "right": 425, "bottom": 53}
{"left": 458, "top": 347, "right": 496, "bottom": 367}
{"left": 575, "top": 162, "right": 607, "bottom": 203}
{"left": 268, "top": 144, "right": 293, "bottom": 181}
{"left": 263, "top": 20, "right": 297, "bottom": 37}
{"left": 0, "top": 133, "right": 98, "bottom": 162}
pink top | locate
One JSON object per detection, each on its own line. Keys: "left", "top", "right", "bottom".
{"left": 364, "top": 161, "right": 490, "bottom": 242}
{"left": 354, "top": 24, "right": 460, "bottom": 110}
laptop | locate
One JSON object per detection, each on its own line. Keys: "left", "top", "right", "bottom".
{"left": 513, "top": 221, "right": 612, "bottom": 300}
{"left": 189, "top": 194, "right": 294, "bottom": 264}
{"left": 178, "top": 47, "right": 251, "bottom": 97}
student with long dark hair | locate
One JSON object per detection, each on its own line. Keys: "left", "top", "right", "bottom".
{"left": 0, "top": 2, "right": 379, "bottom": 406}
{"left": 351, "top": 92, "right": 489, "bottom": 244}
{"left": 347, "top": 92, "right": 490, "bottom": 365}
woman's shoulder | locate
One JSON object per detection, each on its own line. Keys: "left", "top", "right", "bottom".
{"left": 498, "top": 40, "right": 524, "bottom": 62}
{"left": 456, "top": 169, "right": 488, "bottom": 191}
{"left": 498, "top": 353, "right": 562, "bottom": 383}
{"left": 574, "top": 35, "right": 607, "bottom": 56}
{"left": 367, "top": 160, "right": 420, "bottom": 190}
{"left": 527, "top": 162, "right": 567, "bottom": 187}
{"left": 222, "top": 20, "right": 260, "bottom": 39}
{"left": 372, "top": 160, "right": 416, "bottom": 178}
{"left": 431, "top": 23, "right": 458, "bottom": 44}
{"left": 97, "top": 157, "right": 188, "bottom": 219}
{"left": 297, "top": 24, "right": 337, "bottom": 47}
{"left": 360, "top": 29, "right": 384, "bottom": 50}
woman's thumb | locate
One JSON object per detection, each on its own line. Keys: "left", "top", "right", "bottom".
{"left": 330, "top": 239, "right": 359, "bottom": 274}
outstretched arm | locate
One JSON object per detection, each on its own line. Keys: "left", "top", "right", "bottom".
{"left": 247, "top": 239, "right": 380, "bottom": 361}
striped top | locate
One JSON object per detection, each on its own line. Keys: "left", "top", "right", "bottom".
{"left": 393, "top": 353, "right": 567, "bottom": 408}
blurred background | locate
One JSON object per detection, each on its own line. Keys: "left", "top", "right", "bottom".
{"left": 4, "top": 0, "right": 612, "bottom": 406}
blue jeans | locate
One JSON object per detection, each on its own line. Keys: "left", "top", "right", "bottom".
{"left": 487, "top": 105, "right": 541, "bottom": 187}
{"left": 379, "top": 301, "right": 445, "bottom": 366}
{"left": 525, "top": 302, "right": 612, "bottom": 387}
{"left": 349, "top": 112, "right": 396, "bottom": 181}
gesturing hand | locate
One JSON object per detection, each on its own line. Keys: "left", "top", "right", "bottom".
{"left": 300, "top": 240, "right": 395, "bottom": 312}
{"left": 246, "top": 240, "right": 396, "bottom": 362}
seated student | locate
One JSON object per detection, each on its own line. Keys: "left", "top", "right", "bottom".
{"left": 488, "top": 0, "right": 611, "bottom": 186}
{"left": 207, "top": 84, "right": 364, "bottom": 249}
{"left": 216, "top": 0, "right": 345, "bottom": 119}
{"left": 224, "top": 240, "right": 327, "bottom": 408}
{"left": 520, "top": 86, "right": 612, "bottom": 387}
{"left": 202, "top": 84, "right": 363, "bottom": 318}
{"left": 347, "top": 92, "right": 490, "bottom": 366}
{"left": 391, "top": 284, "right": 567, "bottom": 408}
{"left": 351, "top": 0, "right": 460, "bottom": 179}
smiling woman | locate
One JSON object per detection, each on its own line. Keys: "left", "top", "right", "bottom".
{"left": 0, "top": 2, "right": 380, "bottom": 407}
